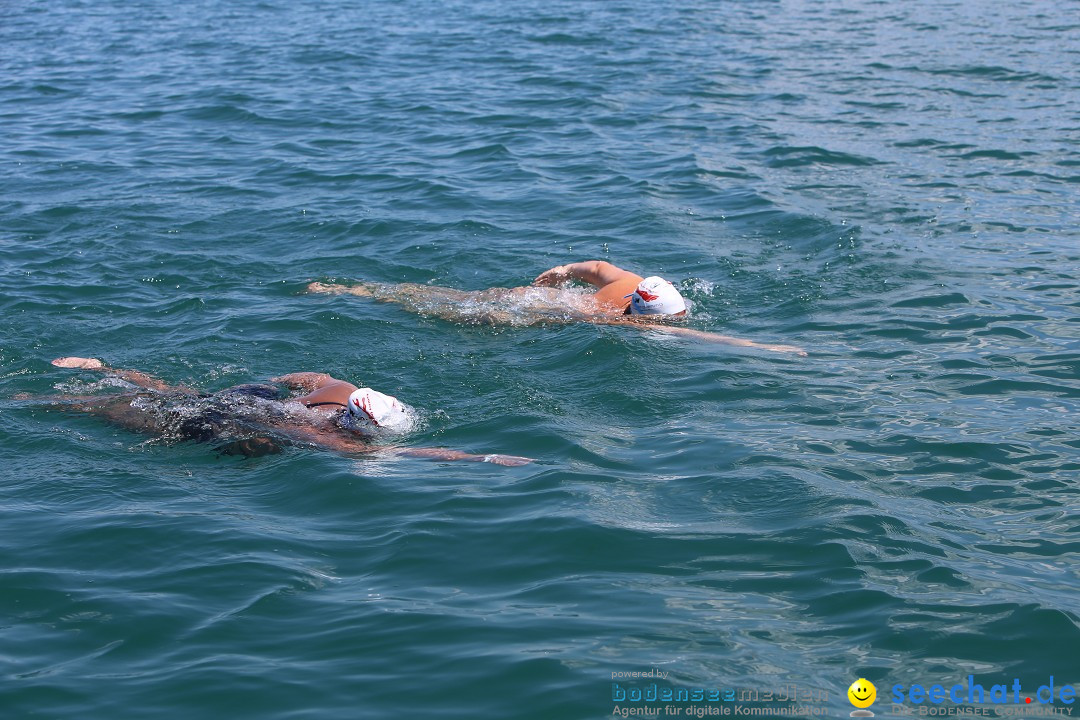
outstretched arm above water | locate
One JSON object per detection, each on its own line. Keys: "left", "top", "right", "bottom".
{"left": 51, "top": 357, "right": 187, "bottom": 392}
{"left": 271, "top": 372, "right": 337, "bottom": 391}
{"left": 532, "top": 260, "right": 641, "bottom": 289}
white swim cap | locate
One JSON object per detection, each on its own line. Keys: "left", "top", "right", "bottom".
{"left": 346, "top": 388, "right": 410, "bottom": 431}
{"left": 624, "top": 276, "right": 687, "bottom": 315}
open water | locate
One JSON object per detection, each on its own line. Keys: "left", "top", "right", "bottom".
{"left": 2, "top": 1, "right": 1079, "bottom": 718}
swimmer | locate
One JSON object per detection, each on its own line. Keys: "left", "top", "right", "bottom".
{"left": 38, "top": 357, "right": 532, "bottom": 465}
{"left": 308, "top": 260, "right": 806, "bottom": 355}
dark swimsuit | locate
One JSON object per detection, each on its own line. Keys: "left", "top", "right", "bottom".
{"left": 188, "top": 386, "right": 353, "bottom": 455}
{"left": 169, "top": 384, "right": 286, "bottom": 443}
{"left": 93, "top": 384, "right": 350, "bottom": 457}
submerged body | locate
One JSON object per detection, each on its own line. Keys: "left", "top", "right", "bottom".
{"left": 311, "top": 281, "right": 604, "bottom": 327}
{"left": 64, "top": 383, "right": 334, "bottom": 457}
{"left": 308, "top": 260, "right": 805, "bottom": 355}
{"left": 42, "top": 357, "right": 531, "bottom": 465}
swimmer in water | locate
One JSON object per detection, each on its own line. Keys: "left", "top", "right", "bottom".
{"left": 308, "top": 260, "right": 805, "bottom": 355}
{"left": 38, "top": 357, "right": 532, "bottom": 465}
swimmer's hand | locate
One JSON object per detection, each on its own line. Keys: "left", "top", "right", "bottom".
{"left": 532, "top": 265, "right": 571, "bottom": 287}
{"left": 52, "top": 357, "right": 105, "bottom": 369}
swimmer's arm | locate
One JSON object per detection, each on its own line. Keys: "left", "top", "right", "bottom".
{"left": 271, "top": 372, "right": 337, "bottom": 392}
{"left": 533, "top": 261, "right": 640, "bottom": 289}
{"left": 660, "top": 327, "right": 806, "bottom": 356}
{"left": 50, "top": 357, "right": 186, "bottom": 392}
{"left": 285, "top": 427, "right": 533, "bottom": 466}
{"left": 592, "top": 322, "right": 807, "bottom": 356}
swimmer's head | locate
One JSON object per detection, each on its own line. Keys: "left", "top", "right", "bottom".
{"left": 345, "top": 388, "right": 411, "bottom": 432}
{"left": 624, "top": 276, "right": 687, "bottom": 316}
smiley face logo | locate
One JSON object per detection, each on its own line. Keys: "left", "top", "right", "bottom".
{"left": 848, "top": 679, "right": 877, "bottom": 709}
